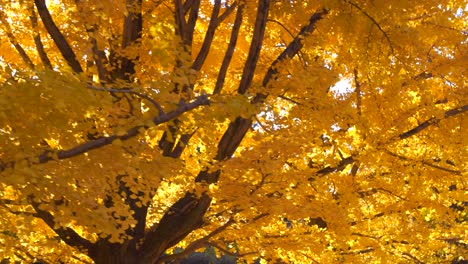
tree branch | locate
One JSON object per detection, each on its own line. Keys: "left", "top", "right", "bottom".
{"left": 117, "top": 0, "right": 142, "bottom": 80}
{"left": 0, "top": 95, "right": 209, "bottom": 173}
{"left": 29, "top": 5, "right": 52, "bottom": 70}
{"left": 139, "top": 193, "right": 212, "bottom": 263}
{"left": 384, "top": 150, "right": 461, "bottom": 175}
{"left": 399, "top": 104, "right": 467, "bottom": 139}
{"left": 345, "top": 0, "right": 394, "bottom": 54}
{"left": 34, "top": 0, "right": 83, "bottom": 73}
{"left": 184, "top": 0, "right": 200, "bottom": 46}
{"left": 237, "top": 0, "right": 270, "bottom": 94}
{"left": 308, "top": 156, "right": 354, "bottom": 180}
{"left": 191, "top": 0, "right": 222, "bottom": 71}
{"left": 260, "top": 9, "right": 328, "bottom": 90}
{"left": 191, "top": 1, "right": 237, "bottom": 72}
{"left": 0, "top": 10, "right": 35, "bottom": 69}
{"left": 213, "top": 2, "right": 244, "bottom": 95}
{"left": 29, "top": 197, "right": 94, "bottom": 253}
{"left": 353, "top": 68, "right": 362, "bottom": 116}
{"left": 156, "top": 219, "right": 234, "bottom": 263}
{"left": 86, "top": 84, "right": 165, "bottom": 115}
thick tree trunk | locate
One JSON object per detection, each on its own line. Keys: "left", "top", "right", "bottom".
{"left": 88, "top": 243, "right": 140, "bottom": 264}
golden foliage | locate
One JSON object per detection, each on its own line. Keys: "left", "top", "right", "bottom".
{"left": 0, "top": 0, "right": 466, "bottom": 263}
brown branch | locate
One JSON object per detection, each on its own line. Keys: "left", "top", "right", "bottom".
{"left": 29, "top": 197, "right": 93, "bottom": 253}
{"left": 0, "top": 10, "right": 35, "bottom": 69}
{"left": 260, "top": 9, "right": 328, "bottom": 91}
{"left": 192, "top": 1, "right": 237, "bottom": 71}
{"left": 118, "top": 0, "right": 142, "bottom": 79}
{"left": 353, "top": 68, "right": 362, "bottom": 116}
{"left": 237, "top": 0, "right": 270, "bottom": 95}
{"left": 213, "top": 0, "right": 275, "bottom": 160}
{"left": 399, "top": 104, "right": 467, "bottom": 139}
{"left": 267, "top": 19, "right": 296, "bottom": 39}
{"left": 278, "top": 94, "right": 302, "bottom": 105}
{"left": 185, "top": 0, "right": 200, "bottom": 46}
{"left": 139, "top": 193, "right": 212, "bottom": 263}
{"left": 341, "top": 247, "right": 375, "bottom": 255}
{"left": 90, "top": 33, "right": 109, "bottom": 82}
{"left": 213, "top": 2, "right": 244, "bottom": 95}
{"left": 29, "top": 5, "right": 52, "bottom": 69}
{"left": 115, "top": 174, "right": 148, "bottom": 251}
{"left": 174, "top": 0, "right": 187, "bottom": 41}
{"left": 191, "top": 0, "right": 222, "bottom": 71}
{"left": 0, "top": 199, "right": 21, "bottom": 205}
{"left": 216, "top": 1, "right": 237, "bottom": 23}
{"left": 0, "top": 95, "right": 209, "bottom": 173}
{"left": 309, "top": 156, "right": 354, "bottom": 180}
{"left": 34, "top": 0, "right": 83, "bottom": 73}
{"left": 401, "top": 252, "right": 425, "bottom": 264}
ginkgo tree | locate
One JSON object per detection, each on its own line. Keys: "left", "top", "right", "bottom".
{"left": 0, "top": 0, "right": 467, "bottom": 263}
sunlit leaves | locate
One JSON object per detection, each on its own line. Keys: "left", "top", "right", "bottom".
{"left": 0, "top": 0, "right": 467, "bottom": 263}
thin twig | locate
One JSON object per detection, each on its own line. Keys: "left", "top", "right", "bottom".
{"left": 86, "top": 84, "right": 165, "bottom": 115}
{"left": 254, "top": 115, "right": 270, "bottom": 132}
{"left": 345, "top": 0, "right": 394, "bottom": 55}
{"left": 384, "top": 150, "right": 461, "bottom": 175}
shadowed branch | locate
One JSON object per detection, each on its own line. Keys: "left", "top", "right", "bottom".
{"left": 34, "top": 0, "right": 83, "bottom": 73}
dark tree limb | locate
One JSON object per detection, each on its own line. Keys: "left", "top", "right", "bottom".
{"left": 29, "top": 197, "right": 94, "bottom": 253}
{"left": 139, "top": 5, "right": 330, "bottom": 262}
{"left": 191, "top": 1, "right": 237, "bottom": 71}
{"left": 261, "top": 8, "right": 328, "bottom": 90}
{"left": 157, "top": 1, "right": 237, "bottom": 158}
{"left": 213, "top": 3, "right": 244, "bottom": 94}
{"left": 0, "top": 95, "right": 210, "bottom": 173}
{"left": 237, "top": 0, "right": 270, "bottom": 94}
{"left": 184, "top": 0, "right": 200, "bottom": 46}
{"left": 156, "top": 219, "right": 234, "bottom": 264}
{"left": 117, "top": 0, "right": 143, "bottom": 80}
{"left": 307, "top": 156, "right": 355, "bottom": 181}
{"left": 90, "top": 33, "right": 110, "bottom": 82}
{"left": 353, "top": 68, "right": 362, "bottom": 116}
{"left": 0, "top": 10, "right": 35, "bottom": 69}
{"left": 34, "top": 0, "right": 83, "bottom": 73}
{"left": 174, "top": 0, "right": 187, "bottom": 42}
{"left": 29, "top": 5, "right": 52, "bottom": 69}
{"left": 191, "top": 0, "right": 222, "bottom": 71}
{"left": 139, "top": 193, "right": 212, "bottom": 263}
{"left": 401, "top": 252, "right": 425, "bottom": 264}
{"left": 399, "top": 104, "right": 467, "bottom": 139}
{"left": 217, "top": 8, "right": 328, "bottom": 170}
{"left": 115, "top": 174, "right": 149, "bottom": 252}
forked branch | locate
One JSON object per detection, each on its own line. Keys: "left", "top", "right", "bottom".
{"left": 34, "top": 0, "right": 83, "bottom": 73}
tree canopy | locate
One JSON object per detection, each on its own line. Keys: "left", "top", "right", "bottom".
{"left": 0, "top": 0, "right": 467, "bottom": 263}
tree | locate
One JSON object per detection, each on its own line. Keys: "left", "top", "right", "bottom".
{"left": 0, "top": 0, "right": 467, "bottom": 263}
